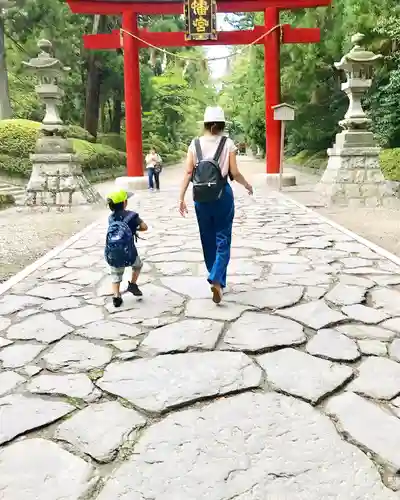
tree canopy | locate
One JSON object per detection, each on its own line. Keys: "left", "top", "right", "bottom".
{"left": 219, "top": 2, "right": 400, "bottom": 157}
{"left": 0, "top": 0, "right": 216, "bottom": 163}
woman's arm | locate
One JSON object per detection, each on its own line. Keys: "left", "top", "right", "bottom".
{"left": 179, "top": 149, "right": 194, "bottom": 201}
{"left": 228, "top": 152, "right": 253, "bottom": 194}
{"left": 138, "top": 221, "right": 148, "bottom": 231}
{"left": 179, "top": 149, "right": 195, "bottom": 216}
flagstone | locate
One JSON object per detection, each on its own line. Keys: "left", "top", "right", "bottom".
{"left": 98, "top": 352, "right": 262, "bottom": 413}
{"left": 0, "top": 438, "right": 98, "bottom": 499}
{"left": 277, "top": 300, "right": 346, "bottom": 330}
{"left": 224, "top": 312, "right": 306, "bottom": 352}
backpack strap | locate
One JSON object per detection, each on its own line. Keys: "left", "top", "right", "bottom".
{"left": 123, "top": 213, "right": 135, "bottom": 224}
{"left": 194, "top": 138, "right": 203, "bottom": 162}
{"left": 213, "top": 136, "right": 227, "bottom": 162}
{"left": 123, "top": 212, "right": 139, "bottom": 241}
{"left": 123, "top": 212, "right": 139, "bottom": 231}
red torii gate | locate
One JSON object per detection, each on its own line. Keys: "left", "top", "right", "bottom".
{"left": 67, "top": 0, "right": 331, "bottom": 178}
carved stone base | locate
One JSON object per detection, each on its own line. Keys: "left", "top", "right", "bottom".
{"left": 315, "top": 147, "right": 394, "bottom": 207}
{"left": 25, "top": 152, "right": 102, "bottom": 207}
{"left": 115, "top": 176, "right": 149, "bottom": 191}
{"left": 254, "top": 173, "right": 297, "bottom": 189}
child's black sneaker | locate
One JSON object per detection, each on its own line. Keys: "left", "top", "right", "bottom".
{"left": 127, "top": 282, "right": 143, "bottom": 297}
{"left": 113, "top": 296, "right": 123, "bottom": 308}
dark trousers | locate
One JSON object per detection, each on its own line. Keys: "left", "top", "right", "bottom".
{"left": 148, "top": 168, "right": 160, "bottom": 190}
{"left": 194, "top": 184, "right": 235, "bottom": 289}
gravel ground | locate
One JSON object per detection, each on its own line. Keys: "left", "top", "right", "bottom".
{"left": 0, "top": 205, "right": 105, "bottom": 282}
{"left": 281, "top": 164, "right": 400, "bottom": 258}
{"left": 1, "top": 157, "right": 400, "bottom": 283}
{"left": 0, "top": 170, "right": 184, "bottom": 283}
{"left": 228, "top": 158, "right": 400, "bottom": 257}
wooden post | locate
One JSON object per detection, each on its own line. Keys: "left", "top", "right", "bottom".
{"left": 264, "top": 7, "right": 281, "bottom": 175}
{"left": 122, "top": 11, "right": 143, "bottom": 177}
{"left": 278, "top": 120, "right": 285, "bottom": 190}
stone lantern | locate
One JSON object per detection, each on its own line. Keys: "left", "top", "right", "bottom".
{"left": 316, "top": 33, "right": 392, "bottom": 207}
{"left": 23, "top": 39, "right": 100, "bottom": 208}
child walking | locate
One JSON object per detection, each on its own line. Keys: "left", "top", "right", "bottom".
{"left": 105, "top": 189, "right": 148, "bottom": 307}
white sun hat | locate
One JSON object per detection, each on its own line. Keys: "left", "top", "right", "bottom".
{"left": 203, "top": 106, "right": 226, "bottom": 123}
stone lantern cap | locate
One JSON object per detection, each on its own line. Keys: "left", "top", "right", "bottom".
{"left": 22, "top": 40, "right": 70, "bottom": 75}
{"left": 335, "top": 33, "right": 382, "bottom": 72}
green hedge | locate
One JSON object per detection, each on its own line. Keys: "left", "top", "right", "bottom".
{"left": 73, "top": 139, "right": 126, "bottom": 171}
{"left": 66, "top": 125, "right": 96, "bottom": 143}
{"left": 0, "top": 193, "right": 15, "bottom": 207}
{"left": 286, "top": 151, "right": 326, "bottom": 171}
{"left": 379, "top": 149, "right": 400, "bottom": 181}
{"left": 0, "top": 119, "right": 181, "bottom": 180}
{"left": 0, "top": 155, "right": 31, "bottom": 177}
{"left": 0, "top": 119, "right": 40, "bottom": 158}
{"left": 287, "top": 149, "right": 400, "bottom": 181}
{"left": 0, "top": 119, "right": 125, "bottom": 179}
{"left": 98, "top": 133, "right": 126, "bottom": 151}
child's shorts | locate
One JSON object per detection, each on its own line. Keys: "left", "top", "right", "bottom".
{"left": 110, "top": 256, "right": 143, "bottom": 283}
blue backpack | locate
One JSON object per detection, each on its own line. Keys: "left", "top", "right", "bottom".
{"left": 105, "top": 213, "right": 138, "bottom": 268}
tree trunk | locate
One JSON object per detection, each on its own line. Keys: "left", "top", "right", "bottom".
{"left": 110, "top": 97, "right": 122, "bottom": 134}
{"left": 0, "top": 16, "right": 12, "bottom": 119}
{"left": 84, "top": 15, "right": 106, "bottom": 138}
{"left": 100, "top": 101, "right": 106, "bottom": 132}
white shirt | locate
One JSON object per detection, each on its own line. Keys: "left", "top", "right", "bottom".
{"left": 188, "top": 135, "right": 237, "bottom": 177}
{"left": 145, "top": 153, "right": 161, "bottom": 169}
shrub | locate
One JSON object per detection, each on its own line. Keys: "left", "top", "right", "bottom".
{"left": 85, "top": 165, "right": 126, "bottom": 183}
{"left": 143, "top": 134, "right": 170, "bottom": 156}
{"left": 304, "top": 151, "right": 326, "bottom": 171}
{"left": 286, "top": 150, "right": 325, "bottom": 171}
{"left": 0, "top": 193, "right": 15, "bottom": 207}
{"left": 287, "top": 150, "right": 313, "bottom": 165}
{"left": 0, "top": 155, "right": 32, "bottom": 178}
{"left": 72, "top": 140, "right": 126, "bottom": 171}
{"left": 0, "top": 119, "right": 40, "bottom": 157}
{"left": 380, "top": 149, "right": 400, "bottom": 181}
{"left": 0, "top": 120, "right": 96, "bottom": 152}
{"left": 66, "top": 125, "right": 96, "bottom": 143}
{"left": 98, "top": 133, "right": 126, "bottom": 151}
{"left": 163, "top": 152, "right": 184, "bottom": 164}
{"left": 0, "top": 119, "right": 126, "bottom": 179}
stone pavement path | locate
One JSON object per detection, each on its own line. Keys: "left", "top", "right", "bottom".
{"left": 2, "top": 187, "right": 400, "bottom": 499}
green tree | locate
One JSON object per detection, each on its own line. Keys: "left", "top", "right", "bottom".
{"left": 2, "top": 0, "right": 215, "bottom": 159}
{"left": 220, "top": 1, "right": 400, "bottom": 155}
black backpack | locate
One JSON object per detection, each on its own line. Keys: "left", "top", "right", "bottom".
{"left": 192, "top": 136, "right": 228, "bottom": 203}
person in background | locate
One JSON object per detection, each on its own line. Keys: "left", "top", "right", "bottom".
{"left": 104, "top": 189, "right": 148, "bottom": 308}
{"left": 178, "top": 106, "right": 253, "bottom": 304}
{"left": 145, "top": 148, "right": 162, "bottom": 191}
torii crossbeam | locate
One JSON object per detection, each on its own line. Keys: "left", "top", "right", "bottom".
{"left": 67, "top": 0, "right": 331, "bottom": 179}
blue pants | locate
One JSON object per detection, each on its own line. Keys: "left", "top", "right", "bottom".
{"left": 148, "top": 168, "right": 160, "bottom": 190}
{"left": 195, "top": 184, "right": 235, "bottom": 289}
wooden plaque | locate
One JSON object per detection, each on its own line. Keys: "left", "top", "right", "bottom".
{"left": 185, "top": 0, "right": 217, "bottom": 41}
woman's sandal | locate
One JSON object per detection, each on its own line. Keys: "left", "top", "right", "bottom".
{"left": 211, "top": 285, "right": 223, "bottom": 304}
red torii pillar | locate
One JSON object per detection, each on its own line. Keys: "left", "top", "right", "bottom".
{"left": 67, "top": 0, "right": 330, "bottom": 179}
{"left": 122, "top": 12, "right": 143, "bottom": 177}
{"left": 265, "top": 7, "right": 280, "bottom": 175}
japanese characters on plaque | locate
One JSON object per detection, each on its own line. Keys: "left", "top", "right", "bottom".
{"left": 184, "top": 0, "right": 217, "bottom": 41}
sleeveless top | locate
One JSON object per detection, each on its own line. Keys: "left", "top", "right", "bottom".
{"left": 188, "top": 135, "right": 237, "bottom": 177}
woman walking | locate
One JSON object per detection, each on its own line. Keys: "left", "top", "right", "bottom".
{"left": 178, "top": 106, "right": 253, "bottom": 303}
{"left": 145, "top": 148, "right": 162, "bottom": 191}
